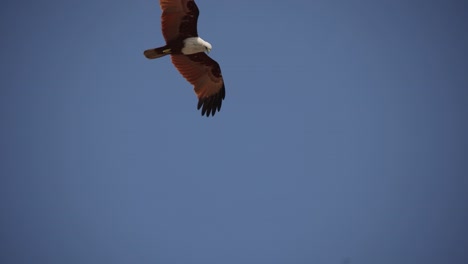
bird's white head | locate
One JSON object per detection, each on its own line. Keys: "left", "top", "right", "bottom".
{"left": 202, "top": 39, "right": 212, "bottom": 54}
{"left": 182, "top": 37, "right": 213, "bottom": 55}
{"left": 205, "top": 43, "right": 212, "bottom": 54}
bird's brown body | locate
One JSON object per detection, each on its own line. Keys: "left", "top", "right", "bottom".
{"left": 144, "top": 0, "right": 225, "bottom": 117}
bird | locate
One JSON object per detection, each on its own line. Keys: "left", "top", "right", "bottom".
{"left": 144, "top": 0, "right": 226, "bottom": 117}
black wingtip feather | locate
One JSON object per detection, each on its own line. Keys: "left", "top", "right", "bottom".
{"left": 197, "top": 84, "right": 226, "bottom": 117}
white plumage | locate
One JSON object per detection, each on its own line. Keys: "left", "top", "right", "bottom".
{"left": 181, "top": 37, "right": 212, "bottom": 55}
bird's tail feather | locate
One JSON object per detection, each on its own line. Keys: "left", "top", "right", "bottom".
{"left": 143, "top": 47, "right": 171, "bottom": 59}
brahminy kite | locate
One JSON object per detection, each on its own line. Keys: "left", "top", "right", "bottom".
{"left": 144, "top": 0, "right": 225, "bottom": 117}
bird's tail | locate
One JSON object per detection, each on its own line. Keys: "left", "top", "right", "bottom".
{"left": 143, "top": 46, "right": 171, "bottom": 59}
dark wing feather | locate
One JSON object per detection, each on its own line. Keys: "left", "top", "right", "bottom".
{"left": 160, "top": 0, "right": 199, "bottom": 42}
{"left": 171, "top": 53, "right": 226, "bottom": 117}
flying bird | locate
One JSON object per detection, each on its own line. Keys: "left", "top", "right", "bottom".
{"left": 144, "top": 0, "right": 226, "bottom": 117}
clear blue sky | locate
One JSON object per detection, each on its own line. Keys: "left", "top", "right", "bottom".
{"left": 1, "top": 0, "right": 467, "bottom": 263}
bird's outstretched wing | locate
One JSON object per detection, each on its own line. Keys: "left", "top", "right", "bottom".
{"left": 171, "top": 53, "right": 225, "bottom": 116}
{"left": 160, "top": 0, "right": 199, "bottom": 42}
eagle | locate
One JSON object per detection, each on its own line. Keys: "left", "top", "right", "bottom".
{"left": 144, "top": 0, "right": 226, "bottom": 117}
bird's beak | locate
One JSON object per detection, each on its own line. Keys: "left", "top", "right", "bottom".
{"left": 206, "top": 48, "right": 211, "bottom": 54}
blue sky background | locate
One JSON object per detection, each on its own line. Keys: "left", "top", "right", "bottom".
{"left": 1, "top": 0, "right": 467, "bottom": 263}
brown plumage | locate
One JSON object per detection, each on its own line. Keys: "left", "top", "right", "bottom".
{"left": 144, "top": 0, "right": 225, "bottom": 117}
